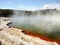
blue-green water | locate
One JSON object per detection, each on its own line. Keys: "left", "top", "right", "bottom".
{"left": 10, "top": 16, "right": 60, "bottom": 39}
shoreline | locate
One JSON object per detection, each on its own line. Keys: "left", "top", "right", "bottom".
{"left": 0, "top": 17, "right": 59, "bottom": 45}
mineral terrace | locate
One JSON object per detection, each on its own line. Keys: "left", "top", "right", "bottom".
{"left": 0, "top": 17, "right": 59, "bottom": 45}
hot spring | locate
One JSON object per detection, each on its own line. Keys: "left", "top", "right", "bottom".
{"left": 10, "top": 10, "right": 60, "bottom": 39}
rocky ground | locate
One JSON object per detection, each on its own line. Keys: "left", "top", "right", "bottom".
{"left": 0, "top": 17, "right": 59, "bottom": 45}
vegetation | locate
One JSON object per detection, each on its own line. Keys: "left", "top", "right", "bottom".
{"left": 0, "top": 9, "right": 13, "bottom": 17}
{"left": 25, "top": 11, "right": 32, "bottom": 16}
{"left": 0, "top": 9, "right": 32, "bottom": 17}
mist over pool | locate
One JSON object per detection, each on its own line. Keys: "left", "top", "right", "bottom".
{"left": 10, "top": 10, "right": 60, "bottom": 39}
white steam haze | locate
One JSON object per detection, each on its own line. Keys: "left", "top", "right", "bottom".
{"left": 10, "top": 10, "right": 60, "bottom": 35}
{"left": 8, "top": 3, "right": 60, "bottom": 37}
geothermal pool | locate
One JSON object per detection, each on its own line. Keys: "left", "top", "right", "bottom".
{"left": 10, "top": 15, "right": 60, "bottom": 39}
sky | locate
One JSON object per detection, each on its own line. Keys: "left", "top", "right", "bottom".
{"left": 0, "top": 0, "right": 60, "bottom": 11}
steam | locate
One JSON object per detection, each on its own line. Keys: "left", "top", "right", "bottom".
{"left": 10, "top": 10, "right": 60, "bottom": 36}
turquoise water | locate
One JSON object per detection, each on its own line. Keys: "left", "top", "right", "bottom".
{"left": 10, "top": 16, "right": 60, "bottom": 39}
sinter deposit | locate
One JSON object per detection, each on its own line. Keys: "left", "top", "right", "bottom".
{"left": 0, "top": 17, "right": 59, "bottom": 45}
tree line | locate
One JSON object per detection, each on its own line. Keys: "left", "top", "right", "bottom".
{"left": 0, "top": 9, "right": 13, "bottom": 17}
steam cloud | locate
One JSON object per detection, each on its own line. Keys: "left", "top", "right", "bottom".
{"left": 10, "top": 10, "right": 60, "bottom": 38}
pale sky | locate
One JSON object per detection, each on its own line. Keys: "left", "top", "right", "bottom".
{"left": 0, "top": 0, "right": 60, "bottom": 11}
